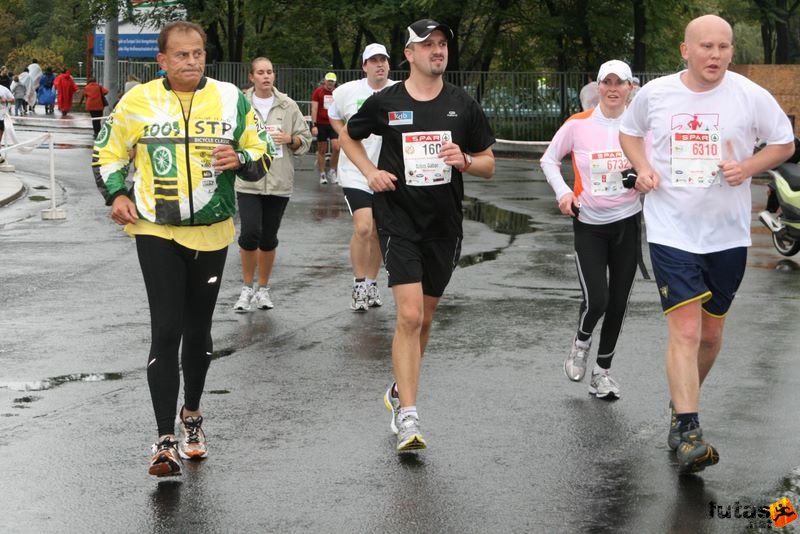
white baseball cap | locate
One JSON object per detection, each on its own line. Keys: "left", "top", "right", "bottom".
{"left": 597, "top": 60, "right": 632, "bottom": 82}
{"left": 362, "top": 43, "right": 389, "bottom": 64}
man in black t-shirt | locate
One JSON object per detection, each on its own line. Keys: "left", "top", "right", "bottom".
{"left": 341, "top": 18, "right": 495, "bottom": 452}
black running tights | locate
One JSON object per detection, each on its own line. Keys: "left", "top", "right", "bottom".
{"left": 136, "top": 235, "right": 227, "bottom": 436}
{"left": 572, "top": 214, "right": 639, "bottom": 358}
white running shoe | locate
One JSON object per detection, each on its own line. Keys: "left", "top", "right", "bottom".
{"left": 319, "top": 172, "right": 328, "bottom": 185}
{"left": 178, "top": 409, "right": 208, "bottom": 460}
{"left": 327, "top": 169, "right": 339, "bottom": 185}
{"left": 254, "top": 287, "right": 274, "bottom": 310}
{"left": 350, "top": 282, "right": 368, "bottom": 312}
{"left": 564, "top": 336, "right": 591, "bottom": 382}
{"left": 396, "top": 414, "right": 427, "bottom": 451}
{"left": 367, "top": 282, "right": 383, "bottom": 307}
{"left": 383, "top": 384, "right": 400, "bottom": 434}
{"left": 589, "top": 369, "right": 621, "bottom": 399}
{"left": 233, "top": 286, "right": 254, "bottom": 313}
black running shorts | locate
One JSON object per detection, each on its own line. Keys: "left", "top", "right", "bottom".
{"left": 379, "top": 233, "right": 461, "bottom": 297}
{"left": 316, "top": 123, "right": 338, "bottom": 142}
{"left": 343, "top": 187, "right": 373, "bottom": 214}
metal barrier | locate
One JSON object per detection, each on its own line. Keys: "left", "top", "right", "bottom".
{"left": 0, "top": 116, "right": 64, "bottom": 220}
{"left": 93, "top": 59, "right": 668, "bottom": 141}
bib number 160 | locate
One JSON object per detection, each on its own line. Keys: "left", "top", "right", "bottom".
{"left": 422, "top": 143, "right": 442, "bottom": 156}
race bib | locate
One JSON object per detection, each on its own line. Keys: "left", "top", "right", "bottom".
{"left": 590, "top": 150, "right": 629, "bottom": 196}
{"left": 265, "top": 125, "right": 284, "bottom": 159}
{"left": 671, "top": 131, "right": 722, "bottom": 187}
{"left": 402, "top": 131, "right": 452, "bottom": 186}
{"left": 323, "top": 94, "right": 333, "bottom": 110}
{"left": 201, "top": 155, "right": 219, "bottom": 193}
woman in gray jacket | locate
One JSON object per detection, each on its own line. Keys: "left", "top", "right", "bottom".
{"left": 234, "top": 57, "right": 312, "bottom": 312}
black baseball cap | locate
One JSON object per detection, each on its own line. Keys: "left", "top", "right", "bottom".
{"left": 405, "top": 19, "right": 453, "bottom": 47}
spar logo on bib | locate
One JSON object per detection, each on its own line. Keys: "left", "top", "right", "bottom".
{"left": 406, "top": 133, "right": 442, "bottom": 143}
{"left": 388, "top": 111, "right": 413, "bottom": 125}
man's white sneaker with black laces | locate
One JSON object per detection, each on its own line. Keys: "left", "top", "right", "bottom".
{"left": 178, "top": 408, "right": 208, "bottom": 460}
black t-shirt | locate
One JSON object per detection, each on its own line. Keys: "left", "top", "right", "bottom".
{"left": 347, "top": 81, "right": 494, "bottom": 240}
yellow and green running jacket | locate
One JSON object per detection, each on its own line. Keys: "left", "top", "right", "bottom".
{"left": 93, "top": 76, "right": 274, "bottom": 226}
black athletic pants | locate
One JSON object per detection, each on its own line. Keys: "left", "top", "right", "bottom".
{"left": 572, "top": 213, "right": 639, "bottom": 359}
{"left": 136, "top": 235, "right": 227, "bottom": 436}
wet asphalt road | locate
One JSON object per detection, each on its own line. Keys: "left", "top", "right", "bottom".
{"left": 1, "top": 123, "right": 799, "bottom": 533}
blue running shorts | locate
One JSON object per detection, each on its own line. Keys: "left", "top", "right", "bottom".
{"left": 649, "top": 243, "right": 747, "bottom": 317}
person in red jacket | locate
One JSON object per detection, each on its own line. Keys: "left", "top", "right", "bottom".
{"left": 81, "top": 78, "right": 109, "bottom": 137}
{"left": 53, "top": 69, "right": 78, "bottom": 118}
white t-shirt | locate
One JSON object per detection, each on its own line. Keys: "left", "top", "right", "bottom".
{"left": 330, "top": 78, "right": 397, "bottom": 192}
{"left": 620, "top": 71, "right": 794, "bottom": 253}
{"left": 251, "top": 94, "right": 275, "bottom": 121}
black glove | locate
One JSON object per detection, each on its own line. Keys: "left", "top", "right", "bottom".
{"left": 622, "top": 169, "right": 638, "bottom": 189}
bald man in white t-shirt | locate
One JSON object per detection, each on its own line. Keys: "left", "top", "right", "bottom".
{"left": 620, "top": 14, "right": 794, "bottom": 475}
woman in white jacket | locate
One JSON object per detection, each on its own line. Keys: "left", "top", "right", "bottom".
{"left": 233, "top": 57, "right": 312, "bottom": 312}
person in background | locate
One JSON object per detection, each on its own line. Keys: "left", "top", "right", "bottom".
{"left": 579, "top": 81, "right": 599, "bottom": 111}
{"left": 37, "top": 67, "right": 56, "bottom": 115}
{"left": 26, "top": 59, "right": 42, "bottom": 114}
{"left": 11, "top": 75, "right": 27, "bottom": 116}
{"left": 0, "top": 66, "right": 12, "bottom": 89}
{"left": 232, "top": 57, "right": 310, "bottom": 312}
{"left": 81, "top": 78, "right": 109, "bottom": 137}
{"left": 124, "top": 74, "right": 141, "bottom": 95}
{"left": 0, "top": 82, "right": 14, "bottom": 164}
{"left": 329, "top": 43, "right": 396, "bottom": 312}
{"left": 54, "top": 69, "right": 78, "bottom": 118}
{"left": 310, "top": 72, "right": 340, "bottom": 184}
{"left": 17, "top": 69, "right": 31, "bottom": 114}
{"left": 629, "top": 76, "right": 641, "bottom": 103}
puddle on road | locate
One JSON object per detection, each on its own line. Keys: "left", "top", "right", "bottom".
{"left": 13, "top": 395, "right": 41, "bottom": 404}
{"left": 463, "top": 196, "right": 535, "bottom": 236}
{"left": 28, "top": 195, "right": 49, "bottom": 202}
{"left": 459, "top": 196, "right": 535, "bottom": 267}
{"left": 458, "top": 250, "right": 500, "bottom": 267}
{"left": 0, "top": 372, "right": 124, "bottom": 392}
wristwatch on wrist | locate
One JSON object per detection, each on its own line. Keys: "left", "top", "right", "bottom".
{"left": 237, "top": 152, "right": 246, "bottom": 167}
{"left": 461, "top": 152, "right": 473, "bottom": 172}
